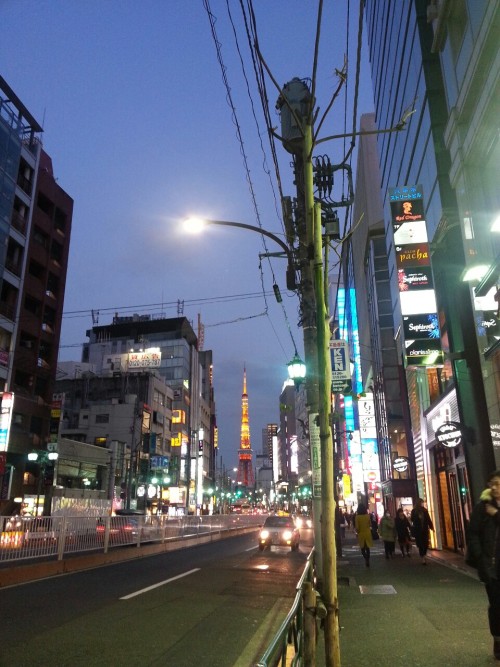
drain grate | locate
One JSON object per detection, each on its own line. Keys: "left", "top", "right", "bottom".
{"left": 359, "top": 584, "right": 397, "bottom": 595}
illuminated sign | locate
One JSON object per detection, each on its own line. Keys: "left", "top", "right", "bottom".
{"left": 398, "top": 267, "right": 434, "bottom": 291}
{"left": 393, "top": 456, "right": 409, "bottom": 473}
{"left": 403, "top": 313, "right": 439, "bottom": 339}
{"left": 389, "top": 185, "right": 423, "bottom": 202}
{"left": 390, "top": 185, "right": 441, "bottom": 367}
{"left": 0, "top": 392, "right": 14, "bottom": 452}
{"left": 128, "top": 348, "right": 161, "bottom": 369}
{"left": 435, "top": 422, "right": 462, "bottom": 448}
{"left": 172, "top": 410, "right": 186, "bottom": 424}
{"left": 330, "top": 339, "right": 350, "bottom": 393}
{"left": 404, "top": 338, "right": 443, "bottom": 365}
{"left": 393, "top": 220, "right": 428, "bottom": 245}
{"left": 395, "top": 243, "right": 430, "bottom": 268}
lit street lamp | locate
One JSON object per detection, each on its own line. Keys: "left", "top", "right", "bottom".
{"left": 27, "top": 450, "right": 59, "bottom": 516}
{"left": 183, "top": 217, "right": 297, "bottom": 291}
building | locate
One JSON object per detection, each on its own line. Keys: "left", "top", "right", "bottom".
{"left": 0, "top": 77, "right": 73, "bottom": 514}
{"left": 82, "top": 314, "right": 215, "bottom": 514}
{"left": 353, "top": 0, "right": 500, "bottom": 552}
{"left": 55, "top": 365, "right": 173, "bottom": 513}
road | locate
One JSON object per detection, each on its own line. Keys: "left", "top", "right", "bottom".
{"left": 0, "top": 529, "right": 314, "bottom": 667}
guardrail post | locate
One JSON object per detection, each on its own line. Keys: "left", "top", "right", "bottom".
{"left": 303, "top": 581, "right": 316, "bottom": 666}
{"left": 57, "top": 517, "right": 67, "bottom": 561}
{"left": 103, "top": 516, "right": 110, "bottom": 553}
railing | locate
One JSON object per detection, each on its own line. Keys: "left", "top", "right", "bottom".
{"left": 0, "top": 513, "right": 262, "bottom": 565}
{"left": 256, "top": 548, "right": 317, "bottom": 667}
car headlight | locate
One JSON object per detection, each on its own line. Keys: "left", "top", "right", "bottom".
{"left": 295, "top": 518, "right": 303, "bottom": 529}
{"left": 260, "top": 530, "right": 270, "bottom": 539}
{"left": 306, "top": 519, "right": 313, "bottom": 528}
{"left": 282, "top": 530, "right": 293, "bottom": 541}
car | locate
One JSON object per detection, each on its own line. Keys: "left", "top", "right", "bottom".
{"left": 258, "top": 515, "right": 300, "bottom": 551}
{"left": 294, "top": 514, "right": 313, "bottom": 529}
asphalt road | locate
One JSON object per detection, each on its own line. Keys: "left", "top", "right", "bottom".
{"left": 0, "top": 530, "right": 314, "bottom": 667}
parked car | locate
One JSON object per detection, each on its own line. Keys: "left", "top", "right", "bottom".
{"left": 258, "top": 515, "right": 300, "bottom": 551}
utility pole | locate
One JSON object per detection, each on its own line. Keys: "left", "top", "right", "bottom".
{"left": 277, "top": 78, "right": 340, "bottom": 666}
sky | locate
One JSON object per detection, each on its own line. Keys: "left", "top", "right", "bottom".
{"left": 1, "top": 0, "right": 374, "bottom": 470}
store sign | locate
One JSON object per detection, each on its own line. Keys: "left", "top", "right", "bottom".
{"left": 389, "top": 184, "right": 442, "bottom": 367}
{"left": 435, "top": 422, "right": 462, "bottom": 448}
{"left": 330, "top": 339, "right": 351, "bottom": 393}
{"left": 393, "top": 456, "right": 409, "bottom": 473}
{"left": 0, "top": 392, "right": 14, "bottom": 453}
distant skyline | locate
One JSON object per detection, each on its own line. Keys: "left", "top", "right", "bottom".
{"left": 1, "top": 1, "right": 374, "bottom": 468}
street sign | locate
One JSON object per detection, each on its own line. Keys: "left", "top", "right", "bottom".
{"left": 330, "top": 340, "right": 351, "bottom": 393}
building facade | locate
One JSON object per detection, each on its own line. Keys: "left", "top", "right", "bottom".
{"left": 0, "top": 77, "right": 73, "bottom": 514}
{"left": 357, "top": 0, "right": 499, "bottom": 552}
{"left": 82, "top": 314, "right": 215, "bottom": 514}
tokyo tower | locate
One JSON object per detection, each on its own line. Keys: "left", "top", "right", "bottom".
{"left": 236, "top": 367, "right": 254, "bottom": 488}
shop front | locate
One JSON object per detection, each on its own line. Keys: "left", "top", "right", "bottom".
{"left": 425, "top": 390, "right": 472, "bottom": 554}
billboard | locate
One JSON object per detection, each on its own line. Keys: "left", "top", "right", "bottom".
{"left": 389, "top": 185, "right": 442, "bottom": 367}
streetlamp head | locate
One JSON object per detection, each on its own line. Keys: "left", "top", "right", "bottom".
{"left": 48, "top": 452, "right": 59, "bottom": 461}
{"left": 27, "top": 452, "right": 39, "bottom": 461}
{"left": 287, "top": 353, "right": 306, "bottom": 386}
{"left": 183, "top": 216, "right": 206, "bottom": 233}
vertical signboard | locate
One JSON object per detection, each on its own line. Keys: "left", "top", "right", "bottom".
{"left": 389, "top": 185, "right": 443, "bottom": 366}
{"left": 0, "top": 392, "right": 14, "bottom": 452}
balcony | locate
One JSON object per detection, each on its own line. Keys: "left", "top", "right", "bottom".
{"left": 11, "top": 211, "right": 27, "bottom": 236}
{"left": 17, "top": 173, "right": 33, "bottom": 197}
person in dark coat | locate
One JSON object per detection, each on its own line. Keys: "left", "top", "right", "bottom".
{"left": 395, "top": 508, "right": 412, "bottom": 557}
{"left": 467, "top": 470, "right": 500, "bottom": 660}
{"left": 410, "top": 498, "right": 434, "bottom": 564}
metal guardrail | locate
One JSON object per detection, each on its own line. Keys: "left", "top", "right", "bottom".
{"left": 256, "top": 548, "right": 317, "bottom": 667}
{"left": 0, "top": 514, "right": 262, "bottom": 564}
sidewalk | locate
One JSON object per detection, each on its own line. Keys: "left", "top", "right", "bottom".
{"left": 323, "top": 530, "right": 494, "bottom": 667}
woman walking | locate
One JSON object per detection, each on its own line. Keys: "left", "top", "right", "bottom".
{"left": 379, "top": 509, "right": 397, "bottom": 559}
{"left": 355, "top": 503, "right": 373, "bottom": 567}
{"left": 395, "top": 508, "right": 412, "bottom": 557}
{"left": 410, "top": 498, "right": 434, "bottom": 564}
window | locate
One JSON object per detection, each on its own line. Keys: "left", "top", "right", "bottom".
{"left": 95, "top": 413, "right": 109, "bottom": 424}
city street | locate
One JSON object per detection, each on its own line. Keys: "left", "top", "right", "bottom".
{"left": 0, "top": 531, "right": 310, "bottom": 667}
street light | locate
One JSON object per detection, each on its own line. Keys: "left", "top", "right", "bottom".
{"left": 183, "top": 217, "right": 297, "bottom": 291}
{"left": 27, "top": 450, "right": 59, "bottom": 516}
{"left": 287, "top": 352, "right": 306, "bottom": 385}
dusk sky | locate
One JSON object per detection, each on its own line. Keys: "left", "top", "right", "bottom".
{"left": 1, "top": 1, "right": 374, "bottom": 469}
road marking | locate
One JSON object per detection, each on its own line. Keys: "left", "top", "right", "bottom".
{"left": 245, "top": 545, "right": 257, "bottom": 551}
{"left": 120, "top": 568, "right": 200, "bottom": 600}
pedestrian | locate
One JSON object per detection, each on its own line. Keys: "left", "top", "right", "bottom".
{"left": 466, "top": 470, "right": 500, "bottom": 661}
{"left": 395, "top": 507, "right": 412, "bottom": 557}
{"left": 335, "top": 505, "right": 344, "bottom": 558}
{"left": 379, "top": 509, "right": 397, "bottom": 559}
{"left": 354, "top": 503, "right": 373, "bottom": 567}
{"left": 410, "top": 497, "right": 434, "bottom": 564}
{"left": 344, "top": 510, "right": 351, "bottom": 530}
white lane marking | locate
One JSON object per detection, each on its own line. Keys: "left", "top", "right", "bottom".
{"left": 120, "top": 568, "right": 200, "bottom": 600}
{"left": 245, "top": 545, "right": 257, "bottom": 551}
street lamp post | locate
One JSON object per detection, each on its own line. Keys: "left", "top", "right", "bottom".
{"left": 27, "top": 450, "right": 58, "bottom": 516}
{"left": 183, "top": 217, "right": 297, "bottom": 291}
